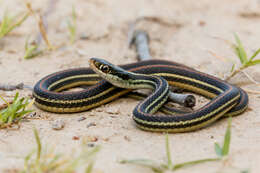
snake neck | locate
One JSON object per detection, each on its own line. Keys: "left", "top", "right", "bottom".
{"left": 131, "top": 74, "right": 170, "bottom": 114}
{"left": 109, "top": 72, "right": 170, "bottom": 114}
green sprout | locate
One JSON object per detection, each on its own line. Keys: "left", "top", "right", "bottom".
{"left": 225, "top": 34, "right": 260, "bottom": 81}
{"left": 0, "top": 10, "right": 29, "bottom": 39}
{"left": 120, "top": 134, "right": 219, "bottom": 173}
{"left": 0, "top": 92, "right": 34, "bottom": 129}
{"left": 214, "top": 118, "right": 232, "bottom": 157}
{"left": 120, "top": 118, "right": 235, "bottom": 173}
{"left": 21, "top": 128, "right": 100, "bottom": 173}
{"left": 67, "top": 6, "right": 77, "bottom": 44}
{"left": 24, "top": 37, "right": 43, "bottom": 59}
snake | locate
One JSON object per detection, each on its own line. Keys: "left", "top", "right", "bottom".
{"left": 33, "top": 58, "right": 248, "bottom": 132}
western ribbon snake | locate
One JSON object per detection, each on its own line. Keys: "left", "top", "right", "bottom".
{"left": 33, "top": 58, "right": 248, "bottom": 132}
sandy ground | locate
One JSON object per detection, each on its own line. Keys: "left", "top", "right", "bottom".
{"left": 0, "top": 0, "right": 260, "bottom": 172}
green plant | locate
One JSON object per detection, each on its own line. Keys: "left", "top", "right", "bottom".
{"left": 21, "top": 128, "right": 100, "bottom": 173}
{"left": 24, "top": 37, "right": 43, "bottom": 59}
{"left": 120, "top": 134, "right": 218, "bottom": 173}
{"left": 0, "top": 92, "right": 34, "bottom": 128}
{"left": 214, "top": 118, "right": 232, "bottom": 157}
{"left": 120, "top": 118, "right": 235, "bottom": 173}
{"left": 0, "top": 10, "right": 29, "bottom": 39}
{"left": 225, "top": 34, "right": 260, "bottom": 81}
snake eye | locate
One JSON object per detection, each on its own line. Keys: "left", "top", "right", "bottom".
{"left": 101, "top": 65, "right": 110, "bottom": 73}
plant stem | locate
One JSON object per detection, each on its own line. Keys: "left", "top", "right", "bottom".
{"left": 225, "top": 66, "right": 246, "bottom": 81}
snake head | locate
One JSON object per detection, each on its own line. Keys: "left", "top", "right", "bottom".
{"left": 89, "top": 58, "right": 131, "bottom": 87}
{"left": 90, "top": 58, "right": 113, "bottom": 74}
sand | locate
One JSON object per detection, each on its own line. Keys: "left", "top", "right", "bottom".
{"left": 0, "top": 0, "right": 260, "bottom": 172}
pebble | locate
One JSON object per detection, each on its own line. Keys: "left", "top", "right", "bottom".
{"left": 86, "top": 122, "right": 96, "bottom": 128}
{"left": 51, "top": 119, "right": 65, "bottom": 130}
{"left": 28, "top": 112, "right": 37, "bottom": 118}
{"left": 78, "top": 117, "right": 86, "bottom": 122}
{"left": 72, "top": 136, "right": 80, "bottom": 140}
{"left": 105, "top": 106, "right": 120, "bottom": 114}
{"left": 87, "top": 143, "right": 95, "bottom": 147}
{"left": 85, "top": 136, "right": 98, "bottom": 142}
{"left": 103, "top": 137, "right": 109, "bottom": 142}
{"left": 124, "top": 135, "right": 131, "bottom": 142}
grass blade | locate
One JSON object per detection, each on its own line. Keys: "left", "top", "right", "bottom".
{"left": 234, "top": 33, "right": 248, "bottom": 64}
{"left": 24, "top": 150, "right": 35, "bottom": 172}
{"left": 46, "top": 154, "right": 62, "bottom": 170}
{"left": 222, "top": 118, "right": 232, "bottom": 156}
{"left": 4, "top": 13, "right": 29, "bottom": 37}
{"left": 230, "top": 63, "right": 235, "bottom": 72}
{"left": 38, "top": 15, "right": 52, "bottom": 50}
{"left": 22, "top": 128, "right": 100, "bottom": 172}
{"left": 249, "top": 48, "right": 260, "bottom": 61}
{"left": 85, "top": 162, "right": 93, "bottom": 173}
{"left": 33, "top": 128, "right": 42, "bottom": 162}
{"left": 165, "top": 134, "right": 173, "bottom": 169}
{"left": 24, "top": 37, "right": 42, "bottom": 59}
{"left": 214, "top": 143, "right": 223, "bottom": 157}
{"left": 173, "top": 158, "right": 220, "bottom": 170}
{"left": 241, "top": 169, "right": 250, "bottom": 173}
{"left": 63, "top": 145, "right": 100, "bottom": 173}
{"left": 120, "top": 159, "right": 163, "bottom": 173}
{"left": 0, "top": 11, "right": 11, "bottom": 38}
{"left": 0, "top": 11, "right": 29, "bottom": 39}
{"left": 246, "top": 59, "right": 260, "bottom": 67}
{"left": 0, "top": 94, "right": 10, "bottom": 107}
{"left": 0, "top": 92, "right": 34, "bottom": 127}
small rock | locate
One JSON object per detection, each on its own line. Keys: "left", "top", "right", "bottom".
{"left": 103, "top": 137, "right": 109, "bottom": 142}
{"left": 78, "top": 117, "right": 86, "bottom": 122}
{"left": 198, "top": 20, "right": 206, "bottom": 26}
{"left": 72, "top": 136, "right": 80, "bottom": 140}
{"left": 28, "top": 112, "right": 37, "bottom": 118}
{"left": 247, "top": 107, "right": 253, "bottom": 112}
{"left": 88, "top": 112, "right": 96, "bottom": 116}
{"left": 110, "top": 115, "right": 117, "bottom": 118}
{"left": 7, "top": 49, "right": 17, "bottom": 54}
{"left": 85, "top": 136, "right": 98, "bottom": 142}
{"left": 80, "top": 34, "right": 90, "bottom": 40}
{"left": 32, "top": 72, "right": 39, "bottom": 78}
{"left": 105, "top": 106, "right": 120, "bottom": 114}
{"left": 95, "top": 107, "right": 104, "bottom": 112}
{"left": 51, "top": 119, "right": 65, "bottom": 130}
{"left": 86, "top": 122, "right": 96, "bottom": 128}
{"left": 76, "top": 49, "right": 88, "bottom": 56}
{"left": 87, "top": 143, "right": 95, "bottom": 147}
{"left": 124, "top": 135, "right": 131, "bottom": 142}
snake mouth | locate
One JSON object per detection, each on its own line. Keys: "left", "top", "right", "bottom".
{"left": 89, "top": 57, "right": 116, "bottom": 82}
{"left": 89, "top": 58, "right": 104, "bottom": 76}
{"left": 89, "top": 58, "right": 96, "bottom": 70}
